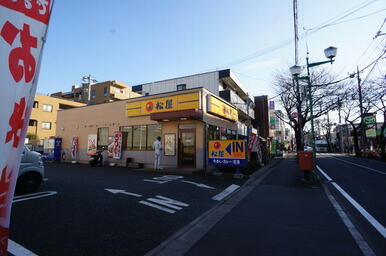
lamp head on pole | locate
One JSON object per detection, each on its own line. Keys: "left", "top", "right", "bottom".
{"left": 324, "top": 46, "right": 337, "bottom": 63}
{"left": 289, "top": 65, "right": 302, "bottom": 77}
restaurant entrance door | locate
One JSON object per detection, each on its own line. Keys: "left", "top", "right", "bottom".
{"left": 178, "top": 126, "right": 196, "bottom": 168}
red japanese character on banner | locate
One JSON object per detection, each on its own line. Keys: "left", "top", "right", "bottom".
{"left": 0, "top": 21, "right": 37, "bottom": 83}
{"left": 0, "top": 224, "right": 8, "bottom": 256}
{"left": 0, "top": 167, "right": 12, "bottom": 218}
{"left": 5, "top": 97, "right": 26, "bottom": 148}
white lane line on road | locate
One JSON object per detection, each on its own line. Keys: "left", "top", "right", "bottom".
{"left": 321, "top": 184, "right": 375, "bottom": 256}
{"left": 105, "top": 189, "right": 142, "bottom": 197}
{"left": 8, "top": 239, "right": 39, "bottom": 256}
{"left": 13, "top": 191, "right": 57, "bottom": 203}
{"left": 331, "top": 157, "right": 386, "bottom": 175}
{"left": 181, "top": 180, "right": 215, "bottom": 189}
{"left": 317, "top": 165, "right": 386, "bottom": 239}
{"left": 316, "top": 166, "right": 332, "bottom": 181}
{"left": 139, "top": 201, "right": 176, "bottom": 214}
{"left": 212, "top": 184, "right": 240, "bottom": 201}
{"left": 331, "top": 182, "right": 386, "bottom": 239}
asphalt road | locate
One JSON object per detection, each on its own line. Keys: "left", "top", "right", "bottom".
{"left": 316, "top": 154, "right": 386, "bottom": 255}
{"left": 9, "top": 163, "right": 245, "bottom": 256}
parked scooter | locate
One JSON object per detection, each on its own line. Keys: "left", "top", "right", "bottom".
{"left": 89, "top": 150, "right": 104, "bottom": 167}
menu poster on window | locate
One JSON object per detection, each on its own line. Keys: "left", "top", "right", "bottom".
{"left": 87, "top": 134, "right": 97, "bottom": 155}
{"left": 164, "top": 134, "right": 176, "bottom": 156}
{"left": 107, "top": 136, "right": 114, "bottom": 158}
{"left": 113, "top": 131, "right": 123, "bottom": 159}
{"left": 71, "top": 137, "right": 78, "bottom": 159}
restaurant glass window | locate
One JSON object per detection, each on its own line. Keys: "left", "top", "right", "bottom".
{"left": 120, "top": 126, "right": 133, "bottom": 150}
{"left": 147, "top": 124, "right": 161, "bottom": 150}
{"left": 97, "top": 127, "right": 109, "bottom": 149}
{"left": 133, "top": 125, "right": 147, "bottom": 150}
{"left": 207, "top": 125, "right": 220, "bottom": 140}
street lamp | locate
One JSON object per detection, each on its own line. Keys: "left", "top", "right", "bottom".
{"left": 290, "top": 46, "right": 338, "bottom": 181}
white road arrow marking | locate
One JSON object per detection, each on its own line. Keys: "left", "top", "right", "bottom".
{"left": 8, "top": 239, "right": 39, "bottom": 256}
{"left": 13, "top": 191, "right": 57, "bottom": 203}
{"left": 105, "top": 189, "right": 142, "bottom": 197}
{"left": 181, "top": 180, "right": 215, "bottom": 189}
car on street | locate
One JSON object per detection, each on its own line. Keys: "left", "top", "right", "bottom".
{"left": 16, "top": 145, "right": 45, "bottom": 193}
{"left": 304, "top": 146, "right": 313, "bottom": 152}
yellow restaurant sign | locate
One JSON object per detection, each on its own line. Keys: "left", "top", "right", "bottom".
{"left": 207, "top": 95, "right": 238, "bottom": 121}
{"left": 126, "top": 92, "right": 200, "bottom": 116}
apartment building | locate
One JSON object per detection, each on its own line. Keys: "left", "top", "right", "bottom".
{"left": 51, "top": 80, "right": 140, "bottom": 105}
{"left": 27, "top": 94, "right": 85, "bottom": 144}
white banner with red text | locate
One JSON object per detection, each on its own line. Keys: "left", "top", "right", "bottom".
{"left": 0, "top": 0, "right": 53, "bottom": 254}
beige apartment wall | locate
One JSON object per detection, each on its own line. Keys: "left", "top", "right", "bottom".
{"left": 28, "top": 94, "right": 84, "bottom": 142}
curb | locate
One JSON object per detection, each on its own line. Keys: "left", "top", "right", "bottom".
{"left": 145, "top": 157, "right": 283, "bottom": 256}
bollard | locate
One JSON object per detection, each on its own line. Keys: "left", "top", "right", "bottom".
{"left": 233, "top": 167, "right": 244, "bottom": 179}
{"left": 213, "top": 166, "right": 222, "bottom": 176}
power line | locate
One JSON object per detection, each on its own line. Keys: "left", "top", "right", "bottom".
{"left": 210, "top": 0, "right": 380, "bottom": 70}
{"left": 268, "top": 49, "right": 386, "bottom": 100}
{"left": 307, "top": 0, "right": 380, "bottom": 31}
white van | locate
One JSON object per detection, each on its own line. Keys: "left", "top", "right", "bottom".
{"left": 16, "top": 145, "right": 45, "bottom": 193}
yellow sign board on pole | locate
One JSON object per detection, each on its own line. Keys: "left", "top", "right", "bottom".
{"left": 208, "top": 140, "right": 246, "bottom": 166}
{"left": 126, "top": 92, "right": 200, "bottom": 116}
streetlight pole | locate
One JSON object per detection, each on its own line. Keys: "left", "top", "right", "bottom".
{"left": 306, "top": 55, "right": 317, "bottom": 172}
{"left": 290, "top": 46, "right": 337, "bottom": 182}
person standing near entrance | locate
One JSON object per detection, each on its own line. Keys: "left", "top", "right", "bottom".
{"left": 153, "top": 136, "right": 162, "bottom": 170}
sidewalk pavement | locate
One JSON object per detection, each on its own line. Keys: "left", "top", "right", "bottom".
{"left": 183, "top": 155, "right": 364, "bottom": 256}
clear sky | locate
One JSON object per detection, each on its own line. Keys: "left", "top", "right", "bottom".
{"left": 38, "top": 0, "right": 385, "bottom": 104}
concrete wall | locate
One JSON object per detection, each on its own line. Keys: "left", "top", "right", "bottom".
{"left": 142, "top": 71, "right": 220, "bottom": 96}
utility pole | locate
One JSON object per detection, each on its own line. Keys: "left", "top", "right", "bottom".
{"left": 356, "top": 66, "right": 367, "bottom": 154}
{"left": 293, "top": 0, "right": 299, "bottom": 65}
{"left": 292, "top": 0, "right": 302, "bottom": 151}
{"left": 82, "top": 74, "right": 97, "bottom": 105}
{"left": 337, "top": 97, "right": 344, "bottom": 153}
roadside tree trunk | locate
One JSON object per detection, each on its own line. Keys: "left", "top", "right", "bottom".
{"left": 380, "top": 112, "right": 386, "bottom": 160}
{"left": 352, "top": 127, "right": 360, "bottom": 157}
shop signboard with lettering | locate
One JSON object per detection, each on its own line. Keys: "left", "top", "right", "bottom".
{"left": 113, "top": 131, "right": 122, "bottom": 159}
{"left": 208, "top": 140, "right": 247, "bottom": 166}
{"left": 207, "top": 95, "right": 238, "bottom": 121}
{"left": 126, "top": 92, "right": 200, "bottom": 116}
{"left": 270, "top": 116, "right": 276, "bottom": 129}
{"left": 269, "top": 101, "right": 275, "bottom": 110}
{"left": 0, "top": 1, "right": 53, "bottom": 253}
{"left": 364, "top": 114, "right": 376, "bottom": 138}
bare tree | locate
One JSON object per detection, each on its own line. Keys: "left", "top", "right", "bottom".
{"left": 273, "top": 67, "right": 341, "bottom": 151}
{"left": 340, "top": 81, "right": 374, "bottom": 156}
{"left": 368, "top": 77, "right": 386, "bottom": 159}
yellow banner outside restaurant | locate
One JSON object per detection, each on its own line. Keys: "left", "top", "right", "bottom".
{"left": 126, "top": 92, "right": 200, "bottom": 116}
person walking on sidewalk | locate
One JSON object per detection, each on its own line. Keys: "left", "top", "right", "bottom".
{"left": 153, "top": 136, "right": 163, "bottom": 170}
